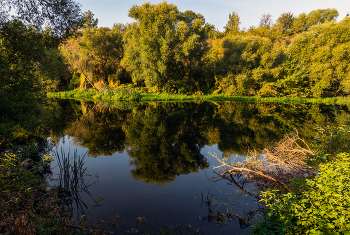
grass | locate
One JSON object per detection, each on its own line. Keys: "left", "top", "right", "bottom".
{"left": 47, "top": 89, "right": 350, "bottom": 105}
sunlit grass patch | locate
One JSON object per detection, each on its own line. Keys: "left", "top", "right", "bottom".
{"left": 48, "top": 89, "right": 350, "bottom": 104}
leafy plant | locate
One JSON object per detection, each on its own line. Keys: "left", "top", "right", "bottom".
{"left": 253, "top": 153, "right": 350, "bottom": 234}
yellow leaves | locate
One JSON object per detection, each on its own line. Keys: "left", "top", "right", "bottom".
{"left": 206, "top": 38, "right": 225, "bottom": 61}
{"left": 42, "top": 154, "right": 54, "bottom": 163}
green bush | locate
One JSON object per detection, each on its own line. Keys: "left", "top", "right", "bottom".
{"left": 100, "top": 87, "right": 141, "bottom": 101}
{"left": 253, "top": 153, "right": 350, "bottom": 234}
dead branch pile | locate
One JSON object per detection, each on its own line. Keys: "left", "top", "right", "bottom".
{"left": 211, "top": 132, "right": 316, "bottom": 191}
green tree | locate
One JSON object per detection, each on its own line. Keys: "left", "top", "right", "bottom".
{"left": 80, "top": 10, "right": 98, "bottom": 30}
{"left": 292, "top": 8, "right": 339, "bottom": 34}
{"left": 224, "top": 12, "right": 240, "bottom": 35}
{"left": 124, "top": 1, "right": 213, "bottom": 93}
{"left": 0, "top": 20, "right": 46, "bottom": 95}
{"left": 214, "top": 35, "right": 286, "bottom": 96}
{"left": 60, "top": 25, "right": 124, "bottom": 90}
{"left": 0, "top": 0, "right": 82, "bottom": 148}
{"left": 288, "top": 17, "right": 350, "bottom": 97}
{"left": 78, "top": 27, "right": 124, "bottom": 87}
{"left": 273, "top": 12, "right": 294, "bottom": 36}
{"left": 35, "top": 48, "right": 68, "bottom": 93}
{"left": 59, "top": 36, "right": 101, "bottom": 90}
{"left": 247, "top": 13, "right": 277, "bottom": 39}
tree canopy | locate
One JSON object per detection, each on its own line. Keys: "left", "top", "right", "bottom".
{"left": 124, "top": 1, "right": 214, "bottom": 93}
{"left": 0, "top": 0, "right": 82, "bottom": 36}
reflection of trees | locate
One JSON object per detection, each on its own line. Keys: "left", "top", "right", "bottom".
{"left": 66, "top": 102, "right": 128, "bottom": 157}
{"left": 212, "top": 102, "right": 339, "bottom": 156}
{"left": 54, "top": 100, "right": 350, "bottom": 185}
{"left": 124, "top": 103, "right": 210, "bottom": 185}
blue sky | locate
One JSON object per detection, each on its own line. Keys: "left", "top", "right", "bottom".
{"left": 78, "top": 0, "right": 349, "bottom": 31}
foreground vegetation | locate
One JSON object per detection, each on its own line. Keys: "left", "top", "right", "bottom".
{"left": 212, "top": 116, "right": 350, "bottom": 234}
{"left": 255, "top": 154, "right": 350, "bottom": 234}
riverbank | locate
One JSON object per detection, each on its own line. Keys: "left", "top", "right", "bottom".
{"left": 47, "top": 89, "right": 350, "bottom": 105}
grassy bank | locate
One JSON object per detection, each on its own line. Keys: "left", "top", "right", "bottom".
{"left": 47, "top": 89, "right": 350, "bottom": 105}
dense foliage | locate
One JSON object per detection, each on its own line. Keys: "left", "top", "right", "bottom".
{"left": 254, "top": 153, "right": 350, "bottom": 234}
{"left": 0, "top": 19, "right": 69, "bottom": 150}
{"left": 124, "top": 2, "right": 214, "bottom": 93}
{"left": 0, "top": 0, "right": 82, "bottom": 37}
{"left": 51, "top": 3, "right": 350, "bottom": 100}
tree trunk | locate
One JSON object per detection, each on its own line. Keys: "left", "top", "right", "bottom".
{"left": 102, "top": 66, "right": 109, "bottom": 86}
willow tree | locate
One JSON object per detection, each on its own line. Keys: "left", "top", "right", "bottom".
{"left": 0, "top": 0, "right": 82, "bottom": 38}
{"left": 215, "top": 35, "right": 286, "bottom": 96}
{"left": 60, "top": 26, "right": 124, "bottom": 90}
{"left": 123, "top": 1, "right": 213, "bottom": 93}
{"left": 292, "top": 8, "right": 339, "bottom": 34}
{"left": 79, "top": 27, "right": 124, "bottom": 87}
{"left": 288, "top": 16, "right": 350, "bottom": 97}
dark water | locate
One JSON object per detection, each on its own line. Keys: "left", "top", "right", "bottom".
{"left": 42, "top": 99, "right": 350, "bottom": 234}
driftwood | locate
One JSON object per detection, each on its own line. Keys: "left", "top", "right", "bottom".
{"left": 211, "top": 132, "right": 316, "bottom": 192}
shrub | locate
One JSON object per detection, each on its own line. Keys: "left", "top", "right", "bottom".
{"left": 253, "top": 153, "right": 350, "bottom": 234}
{"left": 100, "top": 87, "right": 141, "bottom": 101}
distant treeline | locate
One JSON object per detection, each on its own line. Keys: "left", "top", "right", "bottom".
{"left": 58, "top": 3, "right": 350, "bottom": 98}
{"left": 1, "top": 1, "right": 350, "bottom": 101}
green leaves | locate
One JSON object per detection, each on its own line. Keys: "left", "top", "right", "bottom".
{"left": 79, "top": 27, "right": 124, "bottom": 86}
{"left": 124, "top": 2, "right": 212, "bottom": 93}
{"left": 288, "top": 17, "right": 350, "bottom": 97}
{"left": 254, "top": 153, "right": 350, "bottom": 234}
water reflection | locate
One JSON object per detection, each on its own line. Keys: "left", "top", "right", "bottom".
{"left": 40, "top": 99, "right": 350, "bottom": 233}
{"left": 46, "top": 100, "right": 350, "bottom": 186}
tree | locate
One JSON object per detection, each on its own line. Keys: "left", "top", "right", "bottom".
{"left": 288, "top": 17, "right": 350, "bottom": 97}
{"left": 0, "top": 0, "right": 82, "bottom": 148}
{"left": 259, "top": 13, "right": 273, "bottom": 28}
{"left": 0, "top": 0, "right": 82, "bottom": 36}
{"left": 246, "top": 13, "right": 274, "bottom": 39}
{"left": 292, "top": 8, "right": 339, "bottom": 33}
{"left": 274, "top": 12, "right": 294, "bottom": 35}
{"left": 79, "top": 27, "right": 124, "bottom": 87}
{"left": 124, "top": 1, "right": 213, "bottom": 93}
{"left": 0, "top": 20, "right": 46, "bottom": 95}
{"left": 60, "top": 26, "right": 124, "bottom": 90}
{"left": 214, "top": 35, "right": 285, "bottom": 96}
{"left": 80, "top": 10, "right": 98, "bottom": 30}
{"left": 224, "top": 12, "right": 240, "bottom": 35}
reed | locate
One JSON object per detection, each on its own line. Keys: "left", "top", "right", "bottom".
{"left": 55, "top": 148, "right": 96, "bottom": 218}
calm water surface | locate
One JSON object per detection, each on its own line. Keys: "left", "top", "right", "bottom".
{"left": 44, "top": 99, "right": 349, "bottom": 234}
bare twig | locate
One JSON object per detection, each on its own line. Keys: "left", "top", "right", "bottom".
{"left": 210, "top": 132, "right": 317, "bottom": 192}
